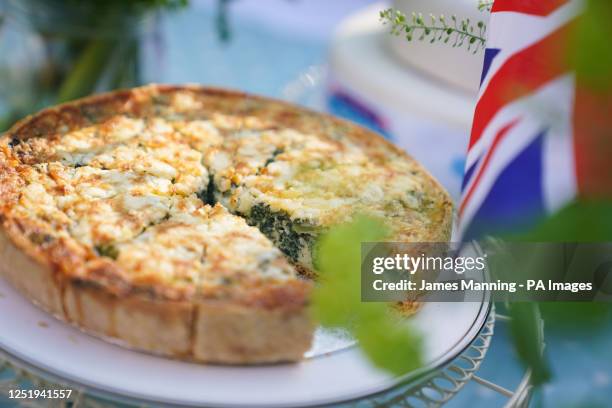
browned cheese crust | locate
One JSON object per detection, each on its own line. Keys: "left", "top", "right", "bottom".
{"left": 0, "top": 85, "right": 452, "bottom": 364}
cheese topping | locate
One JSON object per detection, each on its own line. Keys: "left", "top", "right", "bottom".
{"left": 0, "top": 88, "right": 450, "bottom": 299}
{"left": 205, "top": 127, "right": 434, "bottom": 230}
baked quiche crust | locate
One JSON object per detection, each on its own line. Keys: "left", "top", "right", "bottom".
{"left": 0, "top": 85, "right": 452, "bottom": 364}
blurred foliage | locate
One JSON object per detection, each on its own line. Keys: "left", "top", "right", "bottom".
{"left": 512, "top": 200, "right": 612, "bottom": 328}
{"left": 65, "top": 0, "right": 187, "bottom": 6}
{"left": 59, "top": 0, "right": 189, "bottom": 12}
{"left": 570, "top": 0, "right": 612, "bottom": 91}
{"left": 0, "top": 0, "right": 190, "bottom": 131}
{"left": 216, "top": 0, "right": 235, "bottom": 42}
{"left": 508, "top": 303, "right": 551, "bottom": 386}
{"left": 503, "top": 203, "right": 612, "bottom": 384}
{"left": 519, "top": 200, "right": 612, "bottom": 242}
{"left": 311, "top": 216, "right": 424, "bottom": 376}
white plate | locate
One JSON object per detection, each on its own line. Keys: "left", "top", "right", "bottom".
{"left": 0, "top": 273, "right": 489, "bottom": 407}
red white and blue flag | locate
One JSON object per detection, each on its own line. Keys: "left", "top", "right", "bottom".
{"left": 456, "top": 0, "right": 605, "bottom": 240}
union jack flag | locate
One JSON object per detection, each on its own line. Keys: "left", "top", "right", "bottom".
{"left": 457, "top": 0, "right": 611, "bottom": 240}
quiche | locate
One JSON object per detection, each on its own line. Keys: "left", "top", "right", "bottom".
{"left": 0, "top": 85, "right": 452, "bottom": 364}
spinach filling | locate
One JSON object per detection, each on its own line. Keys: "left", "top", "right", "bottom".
{"left": 197, "top": 173, "right": 217, "bottom": 206}
{"left": 195, "top": 179, "right": 317, "bottom": 266}
{"left": 262, "top": 147, "right": 283, "bottom": 169}
{"left": 95, "top": 244, "right": 119, "bottom": 260}
{"left": 245, "top": 203, "right": 316, "bottom": 264}
{"left": 194, "top": 148, "right": 318, "bottom": 268}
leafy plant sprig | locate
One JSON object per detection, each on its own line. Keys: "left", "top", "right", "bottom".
{"left": 379, "top": 8, "right": 487, "bottom": 53}
{"left": 477, "top": 0, "right": 494, "bottom": 12}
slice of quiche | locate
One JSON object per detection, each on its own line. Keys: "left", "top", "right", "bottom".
{"left": 0, "top": 85, "right": 452, "bottom": 364}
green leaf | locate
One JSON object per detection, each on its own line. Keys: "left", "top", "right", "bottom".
{"left": 311, "top": 215, "right": 423, "bottom": 375}
{"left": 539, "top": 302, "right": 611, "bottom": 329}
{"left": 508, "top": 303, "right": 551, "bottom": 386}
{"left": 355, "top": 310, "right": 423, "bottom": 375}
{"left": 517, "top": 200, "right": 612, "bottom": 242}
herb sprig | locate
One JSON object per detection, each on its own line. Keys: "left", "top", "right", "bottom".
{"left": 477, "top": 0, "right": 494, "bottom": 12}
{"left": 379, "top": 8, "right": 487, "bottom": 53}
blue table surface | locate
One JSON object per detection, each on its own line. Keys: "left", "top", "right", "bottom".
{"left": 2, "top": 1, "right": 611, "bottom": 406}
